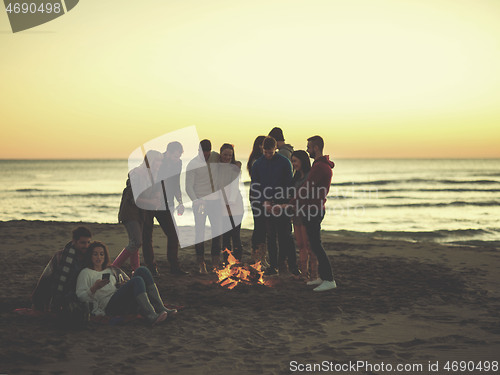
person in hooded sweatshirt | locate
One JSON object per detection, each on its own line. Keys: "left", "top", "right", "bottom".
{"left": 280, "top": 135, "right": 337, "bottom": 292}
{"left": 268, "top": 127, "right": 294, "bottom": 161}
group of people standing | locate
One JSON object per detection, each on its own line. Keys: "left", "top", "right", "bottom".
{"left": 112, "top": 126, "right": 336, "bottom": 292}
{"left": 30, "top": 127, "right": 337, "bottom": 327}
{"left": 110, "top": 126, "right": 336, "bottom": 292}
{"left": 248, "top": 128, "right": 337, "bottom": 292}
{"left": 113, "top": 139, "right": 244, "bottom": 276}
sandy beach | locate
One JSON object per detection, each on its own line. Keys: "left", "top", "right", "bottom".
{"left": 0, "top": 220, "right": 499, "bottom": 375}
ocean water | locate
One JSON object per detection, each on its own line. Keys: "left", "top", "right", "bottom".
{"left": 1, "top": 159, "right": 499, "bottom": 248}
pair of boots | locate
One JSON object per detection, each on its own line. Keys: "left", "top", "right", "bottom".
{"left": 136, "top": 284, "right": 177, "bottom": 326}
{"left": 113, "top": 248, "right": 140, "bottom": 270}
{"left": 252, "top": 243, "right": 270, "bottom": 269}
{"left": 196, "top": 254, "right": 221, "bottom": 274}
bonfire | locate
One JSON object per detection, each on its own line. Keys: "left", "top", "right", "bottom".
{"left": 215, "top": 249, "right": 265, "bottom": 289}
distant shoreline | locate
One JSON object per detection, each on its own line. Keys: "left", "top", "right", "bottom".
{"left": 2, "top": 219, "right": 498, "bottom": 250}
{"left": 1, "top": 157, "right": 500, "bottom": 161}
{"left": 2, "top": 158, "right": 498, "bottom": 248}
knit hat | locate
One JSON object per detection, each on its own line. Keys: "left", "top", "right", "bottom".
{"left": 268, "top": 127, "right": 284, "bottom": 142}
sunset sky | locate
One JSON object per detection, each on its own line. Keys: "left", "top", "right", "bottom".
{"left": 1, "top": 0, "right": 499, "bottom": 159}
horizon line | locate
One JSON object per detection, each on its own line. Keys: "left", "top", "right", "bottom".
{"left": 1, "top": 157, "right": 500, "bottom": 161}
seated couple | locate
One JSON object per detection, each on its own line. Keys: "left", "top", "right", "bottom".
{"left": 31, "top": 226, "right": 175, "bottom": 326}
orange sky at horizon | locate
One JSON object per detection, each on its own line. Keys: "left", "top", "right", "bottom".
{"left": 1, "top": 0, "right": 499, "bottom": 159}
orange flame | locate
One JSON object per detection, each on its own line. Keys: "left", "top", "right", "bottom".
{"left": 216, "top": 249, "right": 265, "bottom": 289}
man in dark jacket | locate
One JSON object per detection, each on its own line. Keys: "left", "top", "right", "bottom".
{"left": 267, "top": 127, "right": 295, "bottom": 269}
{"left": 287, "top": 135, "right": 337, "bottom": 291}
{"left": 31, "top": 226, "right": 92, "bottom": 311}
{"left": 251, "top": 136, "right": 299, "bottom": 276}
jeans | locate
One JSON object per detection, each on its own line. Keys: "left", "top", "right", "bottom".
{"left": 142, "top": 210, "right": 180, "bottom": 268}
{"left": 123, "top": 220, "right": 143, "bottom": 253}
{"left": 105, "top": 267, "right": 154, "bottom": 315}
{"left": 194, "top": 199, "right": 222, "bottom": 257}
{"left": 303, "top": 213, "right": 334, "bottom": 281}
{"left": 222, "top": 215, "right": 243, "bottom": 261}
{"left": 266, "top": 214, "right": 297, "bottom": 270}
{"left": 250, "top": 201, "right": 267, "bottom": 248}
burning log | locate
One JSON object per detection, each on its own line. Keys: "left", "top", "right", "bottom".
{"left": 215, "top": 249, "right": 265, "bottom": 289}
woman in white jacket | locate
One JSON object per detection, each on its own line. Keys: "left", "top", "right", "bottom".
{"left": 76, "top": 241, "right": 174, "bottom": 326}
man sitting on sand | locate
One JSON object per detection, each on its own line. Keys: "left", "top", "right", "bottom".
{"left": 31, "top": 226, "right": 92, "bottom": 311}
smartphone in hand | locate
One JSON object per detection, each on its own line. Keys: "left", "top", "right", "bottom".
{"left": 102, "top": 273, "right": 110, "bottom": 280}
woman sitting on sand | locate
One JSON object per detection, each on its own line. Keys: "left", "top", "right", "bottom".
{"left": 291, "top": 150, "right": 318, "bottom": 281}
{"left": 76, "top": 241, "right": 175, "bottom": 326}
